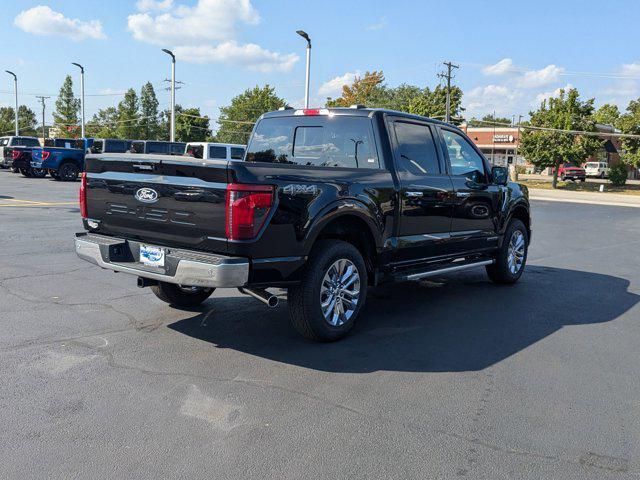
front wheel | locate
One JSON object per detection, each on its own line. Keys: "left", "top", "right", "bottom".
{"left": 288, "top": 240, "right": 368, "bottom": 342}
{"left": 19, "top": 168, "right": 32, "bottom": 177}
{"left": 150, "top": 282, "right": 214, "bottom": 307}
{"left": 486, "top": 219, "right": 528, "bottom": 284}
{"left": 31, "top": 168, "right": 47, "bottom": 178}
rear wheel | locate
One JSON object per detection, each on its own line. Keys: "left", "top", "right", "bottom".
{"left": 288, "top": 240, "right": 367, "bottom": 342}
{"left": 150, "top": 282, "right": 214, "bottom": 307}
{"left": 11, "top": 167, "right": 19, "bottom": 173}
{"left": 486, "top": 219, "right": 528, "bottom": 284}
{"left": 19, "top": 168, "right": 32, "bottom": 177}
{"left": 58, "top": 162, "right": 80, "bottom": 181}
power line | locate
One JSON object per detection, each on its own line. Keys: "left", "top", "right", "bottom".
{"left": 466, "top": 118, "right": 640, "bottom": 139}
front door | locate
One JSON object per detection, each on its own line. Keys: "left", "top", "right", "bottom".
{"left": 438, "top": 127, "right": 502, "bottom": 253}
{"left": 390, "top": 118, "right": 454, "bottom": 264}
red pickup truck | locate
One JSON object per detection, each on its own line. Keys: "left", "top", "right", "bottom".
{"left": 557, "top": 163, "right": 586, "bottom": 182}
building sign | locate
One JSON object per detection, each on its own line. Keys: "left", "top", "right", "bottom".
{"left": 493, "top": 134, "right": 515, "bottom": 143}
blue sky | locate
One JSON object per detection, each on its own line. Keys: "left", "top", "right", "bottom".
{"left": 2, "top": 0, "right": 640, "bottom": 128}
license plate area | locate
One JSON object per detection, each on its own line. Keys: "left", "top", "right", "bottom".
{"left": 139, "top": 244, "right": 165, "bottom": 267}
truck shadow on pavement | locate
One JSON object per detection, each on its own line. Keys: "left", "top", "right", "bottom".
{"left": 169, "top": 266, "right": 639, "bottom": 373}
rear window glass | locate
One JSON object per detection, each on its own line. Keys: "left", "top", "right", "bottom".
{"left": 24, "top": 138, "right": 40, "bottom": 147}
{"left": 246, "top": 116, "right": 379, "bottom": 168}
{"left": 186, "top": 144, "right": 203, "bottom": 158}
{"left": 230, "top": 147, "right": 245, "bottom": 160}
{"left": 90, "top": 140, "right": 103, "bottom": 153}
{"left": 209, "top": 146, "right": 227, "bottom": 159}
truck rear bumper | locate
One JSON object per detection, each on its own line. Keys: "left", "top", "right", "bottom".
{"left": 75, "top": 232, "right": 249, "bottom": 288}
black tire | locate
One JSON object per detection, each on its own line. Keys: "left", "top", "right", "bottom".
{"left": 150, "top": 282, "right": 214, "bottom": 307}
{"left": 560, "top": 175, "right": 565, "bottom": 181}
{"left": 11, "top": 167, "right": 19, "bottom": 173}
{"left": 287, "top": 240, "right": 368, "bottom": 342}
{"left": 600, "top": 172, "right": 605, "bottom": 179}
{"left": 486, "top": 219, "right": 528, "bottom": 284}
{"left": 580, "top": 178, "right": 586, "bottom": 183}
{"left": 58, "top": 162, "right": 80, "bottom": 181}
{"left": 19, "top": 168, "right": 32, "bottom": 178}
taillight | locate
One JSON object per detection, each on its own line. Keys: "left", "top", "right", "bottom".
{"left": 41, "top": 151, "right": 51, "bottom": 160}
{"left": 79, "top": 172, "right": 87, "bottom": 219}
{"left": 225, "top": 184, "right": 274, "bottom": 240}
{"left": 11, "top": 149, "right": 20, "bottom": 160}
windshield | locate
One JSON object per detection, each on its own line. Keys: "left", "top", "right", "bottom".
{"left": 585, "top": 163, "right": 598, "bottom": 168}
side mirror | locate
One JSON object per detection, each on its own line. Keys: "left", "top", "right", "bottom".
{"left": 492, "top": 166, "right": 509, "bottom": 185}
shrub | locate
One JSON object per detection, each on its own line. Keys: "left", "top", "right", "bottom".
{"left": 609, "top": 163, "right": 628, "bottom": 186}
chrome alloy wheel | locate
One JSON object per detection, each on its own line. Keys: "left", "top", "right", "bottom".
{"left": 507, "top": 230, "right": 526, "bottom": 275}
{"left": 320, "top": 259, "right": 361, "bottom": 326}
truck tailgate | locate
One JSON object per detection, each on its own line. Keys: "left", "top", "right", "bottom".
{"left": 84, "top": 154, "right": 229, "bottom": 252}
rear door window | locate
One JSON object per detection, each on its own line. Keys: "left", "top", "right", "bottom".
{"left": 393, "top": 121, "right": 441, "bottom": 175}
{"left": 209, "top": 146, "right": 227, "bottom": 159}
{"left": 246, "top": 116, "right": 379, "bottom": 168}
{"left": 230, "top": 147, "right": 245, "bottom": 160}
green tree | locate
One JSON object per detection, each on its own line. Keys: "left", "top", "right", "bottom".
{"left": 53, "top": 75, "right": 80, "bottom": 135}
{"left": 176, "top": 106, "right": 211, "bottom": 142}
{"left": 0, "top": 106, "right": 37, "bottom": 136}
{"left": 326, "top": 71, "right": 388, "bottom": 107}
{"left": 140, "top": 82, "right": 160, "bottom": 139}
{"left": 407, "top": 85, "right": 464, "bottom": 123}
{"left": 468, "top": 114, "right": 512, "bottom": 127}
{"left": 617, "top": 99, "right": 640, "bottom": 168}
{"left": 593, "top": 103, "right": 620, "bottom": 126}
{"left": 116, "top": 88, "right": 140, "bottom": 139}
{"left": 86, "top": 107, "right": 119, "bottom": 138}
{"left": 520, "top": 88, "right": 601, "bottom": 188}
{"left": 216, "top": 85, "right": 286, "bottom": 144}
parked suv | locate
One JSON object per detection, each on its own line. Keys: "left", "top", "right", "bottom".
{"left": 185, "top": 142, "right": 246, "bottom": 162}
{"left": 75, "top": 107, "right": 531, "bottom": 341}
{"left": 584, "top": 161, "right": 609, "bottom": 179}
{"left": 0, "top": 136, "right": 40, "bottom": 170}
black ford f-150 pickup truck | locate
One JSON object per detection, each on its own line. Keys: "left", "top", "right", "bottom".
{"left": 75, "top": 107, "right": 531, "bottom": 341}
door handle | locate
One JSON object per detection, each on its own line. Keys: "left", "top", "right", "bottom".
{"left": 455, "top": 192, "right": 471, "bottom": 197}
{"left": 406, "top": 191, "right": 423, "bottom": 197}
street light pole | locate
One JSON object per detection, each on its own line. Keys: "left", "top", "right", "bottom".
{"left": 162, "top": 49, "right": 176, "bottom": 142}
{"left": 296, "top": 30, "right": 311, "bottom": 108}
{"left": 71, "top": 63, "right": 85, "bottom": 138}
{"left": 5, "top": 71, "right": 18, "bottom": 135}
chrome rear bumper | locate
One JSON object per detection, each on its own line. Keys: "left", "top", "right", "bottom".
{"left": 75, "top": 233, "right": 248, "bottom": 288}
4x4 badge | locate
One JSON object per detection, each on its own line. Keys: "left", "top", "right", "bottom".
{"left": 282, "top": 184, "right": 318, "bottom": 196}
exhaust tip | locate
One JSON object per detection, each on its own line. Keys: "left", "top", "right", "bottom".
{"left": 239, "top": 287, "right": 279, "bottom": 308}
{"left": 267, "top": 295, "right": 279, "bottom": 308}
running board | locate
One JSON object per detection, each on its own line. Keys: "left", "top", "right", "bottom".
{"left": 399, "top": 259, "right": 495, "bottom": 281}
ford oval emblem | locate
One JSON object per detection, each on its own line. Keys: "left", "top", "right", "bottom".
{"left": 135, "top": 187, "right": 159, "bottom": 203}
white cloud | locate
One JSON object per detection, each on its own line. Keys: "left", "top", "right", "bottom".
{"left": 518, "top": 64, "right": 565, "bottom": 88}
{"left": 620, "top": 61, "right": 640, "bottom": 78}
{"left": 127, "top": 0, "right": 260, "bottom": 45}
{"left": 174, "top": 42, "right": 298, "bottom": 72}
{"left": 533, "top": 83, "right": 575, "bottom": 105}
{"left": 318, "top": 71, "right": 359, "bottom": 97}
{"left": 136, "top": 0, "right": 174, "bottom": 11}
{"left": 482, "top": 58, "right": 514, "bottom": 76}
{"left": 464, "top": 84, "right": 522, "bottom": 117}
{"left": 366, "top": 17, "right": 387, "bottom": 31}
{"left": 14, "top": 5, "right": 106, "bottom": 41}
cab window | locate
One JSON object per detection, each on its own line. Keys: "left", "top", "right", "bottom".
{"left": 209, "top": 146, "right": 227, "bottom": 159}
{"left": 393, "top": 121, "right": 441, "bottom": 175}
{"left": 186, "top": 144, "right": 203, "bottom": 158}
{"left": 230, "top": 147, "right": 245, "bottom": 160}
{"left": 441, "top": 129, "right": 487, "bottom": 183}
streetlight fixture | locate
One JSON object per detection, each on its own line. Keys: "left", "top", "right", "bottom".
{"left": 162, "top": 48, "right": 176, "bottom": 142}
{"left": 296, "top": 30, "right": 311, "bottom": 109}
{"left": 5, "top": 71, "right": 18, "bottom": 135}
{"left": 71, "top": 63, "right": 85, "bottom": 139}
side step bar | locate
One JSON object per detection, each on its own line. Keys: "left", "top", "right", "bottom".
{"left": 399, "top": 259, "right": 494, "bottom": 281}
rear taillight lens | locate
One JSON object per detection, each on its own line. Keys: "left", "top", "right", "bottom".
{"left": 225, "top": 184, "right": 274, "bottom": 240}
{"left": 41, "top": 151, "right": 51, "bottom": 160}
{"left": 79, "top": 172, "right": 87, "bottom": 219}
{"left": 11, "top": 149, "right": 20, "bottom": 160}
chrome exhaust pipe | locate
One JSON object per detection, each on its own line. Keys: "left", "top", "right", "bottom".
{"left": 238, "top": 288, "right": 279, "bottom": 308}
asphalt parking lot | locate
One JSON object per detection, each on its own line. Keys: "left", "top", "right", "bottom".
{"left": 1, "top": 169, "right": 639, "bottom": 479}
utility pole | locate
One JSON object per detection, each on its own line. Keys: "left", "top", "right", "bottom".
{"left": 5, "top": 71, "right": 18, "bottom": 135}
{"left": 437, "top": 61, "right": 459, "bottom": 123}
{"left": 162, "top": 49, "right": 176, "bottom": 142}
{"left": 36, "top": 96, "right": 50, "bottom": 141}
{"left": 71, "top": 63, "right": 85, "bottom": 138}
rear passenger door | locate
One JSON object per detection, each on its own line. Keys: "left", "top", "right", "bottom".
{"left": 390, "top": 118, "right": 454, "bottom": 263}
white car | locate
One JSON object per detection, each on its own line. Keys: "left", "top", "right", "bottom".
{"left": 184, "top": 142, "right": 246, "bottom": 163}
{"left": 584, "top": 161, "right": 609, "bottom": 179}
